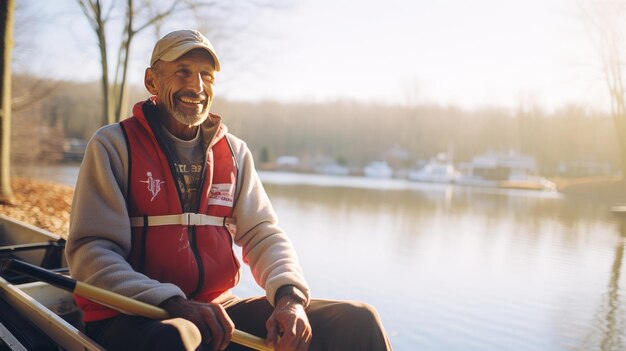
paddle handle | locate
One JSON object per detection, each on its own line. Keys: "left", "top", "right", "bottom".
{"left": 2, "top": 259, "right": 273, "bottom": 351}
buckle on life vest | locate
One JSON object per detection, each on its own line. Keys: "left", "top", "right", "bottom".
{"left": 181, "top": 213, "right": 192, "bottom": 226}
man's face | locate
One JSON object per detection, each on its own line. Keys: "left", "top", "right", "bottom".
{"left": 146, "top": 49, "right": 216, "bottom": 127}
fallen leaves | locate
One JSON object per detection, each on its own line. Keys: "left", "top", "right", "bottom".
{"left": 1, "top": 178, "right": 73, "bottom": 238}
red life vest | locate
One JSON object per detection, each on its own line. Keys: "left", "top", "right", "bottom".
{"left": 76, "top": 100, "right": 240, "bottom": 322}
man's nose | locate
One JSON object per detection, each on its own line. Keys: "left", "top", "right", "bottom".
{"left": 186, "top": 73, "right": 204, "bottom": 94}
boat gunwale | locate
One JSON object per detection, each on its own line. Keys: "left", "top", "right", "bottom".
{"left": 0, "top": 276, "right": 104, "bottom": 350}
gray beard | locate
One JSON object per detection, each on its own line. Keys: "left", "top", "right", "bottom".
{"left": 170, "top": 103, "right": 209, "bottom": 126}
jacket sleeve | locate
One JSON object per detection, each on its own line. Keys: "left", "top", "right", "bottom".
{"left": 65, "top": 124, "right": 185, "bottom": 306}
{"left": 228, "top": 134, "right": 310, "bottom": 306}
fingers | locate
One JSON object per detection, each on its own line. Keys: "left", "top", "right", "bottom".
{"left": 214, "top": 304, "right": 234, "bottom": 350}
{"left": 267, "top": 307, "right": 312, "bottom": 351}
{"left": 277, "top": 318, "right": 311, "bottom": 351}
{"left": 295, "top": 319, "right": 312, "bottom": 349}
{"left": 159, "top": 298, "right": 235, "bottom": 351}
{"left": 199, "top": 304, "right": 233, "bottom": 351}
{"left": 266, "top": 320, "right": 278, "bottom": 344}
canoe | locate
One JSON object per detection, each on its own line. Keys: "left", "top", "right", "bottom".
{"left": 0, "top": 214, "right": 103, "bottom": 350}
{"left": 0, "top": 215, "right": 271, "bottom": 351}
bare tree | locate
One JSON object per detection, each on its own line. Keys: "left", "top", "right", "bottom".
{"left": 581, "top": 1, "right": 626, "bottom": 177}
{"left": 78, "top": 0, "right": 187, "bottom": 124}
{"left": 77, "top": 0, "right": 291, "bottom": 125}
{"left": 0, "top": 0, "right": 15, "bottom": 204}
{"left": 77, "top": 0, "right": 112, "bottom": 125}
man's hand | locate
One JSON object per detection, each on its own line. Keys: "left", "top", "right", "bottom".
{"left": 266, "top": 295, "right": 312, "bottom": 351}
{"left": 160, "top": 296, "right": 234, "bottom": 351}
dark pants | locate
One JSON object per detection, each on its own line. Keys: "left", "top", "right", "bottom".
{"left": 85, "top": 297, "right": 392, "bottom": 351}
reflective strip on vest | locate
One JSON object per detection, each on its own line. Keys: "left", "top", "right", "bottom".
{"left": 129, "top": 213, "right": 237, "bottom": 236}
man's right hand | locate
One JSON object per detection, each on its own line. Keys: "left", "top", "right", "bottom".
{"left": 160, "top": 296, "right": 235, "bottom": 351}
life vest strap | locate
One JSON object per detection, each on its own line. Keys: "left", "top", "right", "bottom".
{"left": 130, "top": 213, "right": 236, "bottom": 229}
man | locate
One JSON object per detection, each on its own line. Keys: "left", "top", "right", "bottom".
{"left": 66, "top": 29, "right": 391, "bottom": 351}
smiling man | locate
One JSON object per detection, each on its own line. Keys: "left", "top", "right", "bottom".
{"left": 66, "top": 29, "right": 392, "bottom": 351}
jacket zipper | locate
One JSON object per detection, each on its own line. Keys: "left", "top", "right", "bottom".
{"left": 188, "top": 148, "right": 211, "bottom": 298}
{"left": 188, "top": 225, "right": 204, "bottom": 298}
{"left": 188, "top": 130, "right": 217, "bottom": 298}
{"left": 143, "top": 104, "right": 209, "bottom": 298}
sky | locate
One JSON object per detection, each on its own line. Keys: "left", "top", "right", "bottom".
{"left": 14, "top": 0, "right": 613, "bottom": 112}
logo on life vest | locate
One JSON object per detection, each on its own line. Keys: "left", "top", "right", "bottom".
{"left": 139, "top": 171, "right": 165, "bottom": 201}
{"left": 208, "top": 183, "right": 234, "bottom": 207}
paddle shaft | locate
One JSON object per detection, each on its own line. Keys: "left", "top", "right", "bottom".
{"left": 1, "top": 259, "right": 273, "bottom": 351}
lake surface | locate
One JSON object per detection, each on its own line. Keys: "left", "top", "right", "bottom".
{"left": 12, "top": 165, "right": 626, "bottom": 350}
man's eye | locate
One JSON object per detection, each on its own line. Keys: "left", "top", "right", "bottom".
{"left": 176, "top": 69, "right": 190, "bottom": 77}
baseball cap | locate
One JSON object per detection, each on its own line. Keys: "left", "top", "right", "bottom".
{"left": 150, "top": 29, "right": 220, "bottom": 71}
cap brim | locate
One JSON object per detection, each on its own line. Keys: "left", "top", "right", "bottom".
{"left": 155, "top": 43, "right": 221, "bottom": 71}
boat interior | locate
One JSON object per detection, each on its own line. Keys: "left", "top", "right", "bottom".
{"left": 0, "top": 215, "right": 102, "bottom": 350}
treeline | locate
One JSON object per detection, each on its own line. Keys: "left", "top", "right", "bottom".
{"left": 214, "top": 101, "right": 618, "bottom": 176}
{"left": 13, "top": 75, "right": 620, "bottom": 176}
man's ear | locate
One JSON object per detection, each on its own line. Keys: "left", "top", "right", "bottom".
{"left": 144, "top": 67, "right": 158, "bottom": 95}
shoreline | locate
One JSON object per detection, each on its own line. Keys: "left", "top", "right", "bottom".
{"left": 553, "top": 176, "right": 626, "bottom": 203}
{"left": 2, "top": 173, "right": 625, "bottom": 240}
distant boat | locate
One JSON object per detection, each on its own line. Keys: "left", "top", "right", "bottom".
{"left": 315, "top": 162, "right": 350, "bottom": 176}
{"left": 363, "top": 161, "right": 393, "bottom": 178}
{"left": 611, "top": 204, "right": 626, "bottom": 216}
{"left": 275, "top": 155, "right": 300, "bottom": 170}
{"left": 457, "top": 151, "right": 556, "bottom": 191}
{"left": 408, "top": 154, "right": 459, "bottom": 184}
{"left": 498, "top": 169, "right": 557, "bottom": 191}
{"left": 62, "top": 138, "right": 87, "bottom": 162}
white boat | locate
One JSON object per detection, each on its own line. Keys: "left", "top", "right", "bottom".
{"left": 456, "top": 151, "right": 556, "bottom": 191}
{"left": 315, "top": 162, "right": 350, "bottom": 176}
{"left": 408, "top": 154, "right": 459, "bottom": 183}
{"left": 363, "top": 161, "right": 393, "bottom": 178}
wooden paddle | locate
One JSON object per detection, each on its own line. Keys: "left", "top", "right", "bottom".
{"left": 1, "top": 258, "right": 273, "bottom": 351}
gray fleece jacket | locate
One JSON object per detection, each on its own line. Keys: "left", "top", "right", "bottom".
{"left": 65, "top": 112, "right": 310, "bottom": 309}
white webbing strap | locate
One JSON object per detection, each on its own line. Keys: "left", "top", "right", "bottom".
{"left": 130, "top": 213, "right": 236, "bottom": 228}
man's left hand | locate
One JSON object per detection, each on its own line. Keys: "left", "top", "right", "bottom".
{"left": 266, "top": 296, "right": 312, "bottom": 351}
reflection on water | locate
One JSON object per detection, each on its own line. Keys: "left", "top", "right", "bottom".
{"left": 11, "top": 166, "right": 626, "bottom": 350}
{"left": 256, "top": 173, "right": 624, "bottom": 351}
{"left": 581, "top": 222, "right": 626, "bottom": 351}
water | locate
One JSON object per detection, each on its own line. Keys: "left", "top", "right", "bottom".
{"left": 12, "top": 166, "right": 626, "bottom": 350}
